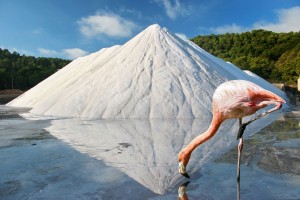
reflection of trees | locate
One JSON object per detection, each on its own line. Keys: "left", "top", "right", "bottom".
{"left": 46, "top": 115, "right": 280, "bottom": 194}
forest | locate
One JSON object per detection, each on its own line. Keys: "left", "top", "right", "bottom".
{"left": 0, "top": 29, "right": 300, "bottom": 91}
{"left": 0, "top": 49, "right": 70, "bottom": 90}
{"left": 192, "top": 29, "right": 300, "bottom": 85}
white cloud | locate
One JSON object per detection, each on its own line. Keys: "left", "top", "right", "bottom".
{"left": 210, "top": 23, "right": 249, "bottom": 34}
{"left": 253, "top": 6, "right": 300, "bottom": 32}
{"left": 77, "top": 12, "right": 138, "bottom": 38}
{"left": 38, "top": 48, "right": 58, "bottom": 56}
{"left": 38, "top": 48, "right": 88, "bottom": 60}
{"left": 154, "top": 0, "right": 189, "bottom": 19}
{"left": 62, "top": 48, "right": 89, "bottom": 60}
{"left": 175, "top": 33, "right": 189, "bottom": 41}
{"left": 210, "top": 6, "right": 300, "bottom": 34}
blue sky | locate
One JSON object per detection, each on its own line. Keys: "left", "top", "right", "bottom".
{"left": 0, "top": 0, "right": 299, "bottom": 60}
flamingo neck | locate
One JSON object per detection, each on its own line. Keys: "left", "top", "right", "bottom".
{"left": 185, "top": 114, "right": 223, "bottom": 154}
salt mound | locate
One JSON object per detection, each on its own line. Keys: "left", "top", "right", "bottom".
{"left": 7, "top": 24, "right": 287, "bottom": 119}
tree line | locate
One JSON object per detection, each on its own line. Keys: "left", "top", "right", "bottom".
{"left": 191, "top": 29, "right": 300, "bottom": 85}
{"left": 0, "top": 48, "right": 70, "bottom": 90}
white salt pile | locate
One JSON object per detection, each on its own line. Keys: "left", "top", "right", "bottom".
{"left": 7, "top": 24, "right": 287, "bottom": 119}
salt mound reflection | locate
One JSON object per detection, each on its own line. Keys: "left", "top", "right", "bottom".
{"left": 46, "top": 114, "right": 281, "bottom": 194}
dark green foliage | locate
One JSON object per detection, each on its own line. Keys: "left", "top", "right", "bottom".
{"left": 192, "top": 30, "right": 300, "bottom": 85}
{"left": 0, "top": 48, "right": 70, "bottom": 90}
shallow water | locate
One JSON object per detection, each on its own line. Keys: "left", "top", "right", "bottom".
{"left": 0, "top": 106, "right": 299, "bottom": 199}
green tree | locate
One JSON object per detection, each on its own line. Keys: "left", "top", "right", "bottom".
{"left": 276, "top": 43, "right": 300, "bottom": 85}
{"left": 0, "top": 48, "right": 71, "bottom": 90}
{"left": 191, "top": 29, "right": 300, "bottom": 84}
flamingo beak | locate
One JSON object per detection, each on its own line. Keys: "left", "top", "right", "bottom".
{"left": 179, "top": 161, "right": 190, "bottom": 178}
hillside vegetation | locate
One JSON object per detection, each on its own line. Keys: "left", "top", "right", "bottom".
{"left": 192, "top": 29, "right": 300, "bottom": 85}
{"left": 0, "top": 49, "right": 70, "bottom": 90}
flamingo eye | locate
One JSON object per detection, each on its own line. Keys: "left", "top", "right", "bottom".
{"left": 247, "top": 102, "right": 256, "bottom": 107}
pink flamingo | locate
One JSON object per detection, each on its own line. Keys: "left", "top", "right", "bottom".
{"left": 178, "top": 80, "right": 285, "bottom": 179}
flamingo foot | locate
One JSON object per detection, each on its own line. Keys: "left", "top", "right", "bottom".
{"left": 179, "top": 161, "right": 190, "bottom": 178}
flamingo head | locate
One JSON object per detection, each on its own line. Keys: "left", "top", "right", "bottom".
{"left": 179, "top": 161, "right": 190, "bottom": 178}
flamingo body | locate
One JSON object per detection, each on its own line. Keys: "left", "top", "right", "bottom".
{"left": 178, "top": 80, "right": 285, "bottom": 178}
{"left": 213, "top": 80, "right": 283, "bottom": 119}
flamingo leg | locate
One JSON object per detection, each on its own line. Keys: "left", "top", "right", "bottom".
{"left": 236, "top": 103, "right": 282, "bottom": 181}
{"left": 237, "top": 137, "right": 243, "bottom": 182}
{"left": 237, "top": 176, "right": 241, "bottom": 200}
{"left": 237, "top": 118, "right": 243, "bottom": 182}
{"left": 237, "top": 103, "right": 282, "bottom": 140}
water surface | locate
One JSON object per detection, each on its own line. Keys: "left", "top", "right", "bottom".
{"left": 0, "top": 106, "right": 299, "bottom": 199}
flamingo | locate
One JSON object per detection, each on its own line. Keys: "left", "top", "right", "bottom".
{"left": 178, "top": 80, "right": 285, "bottom": 179}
